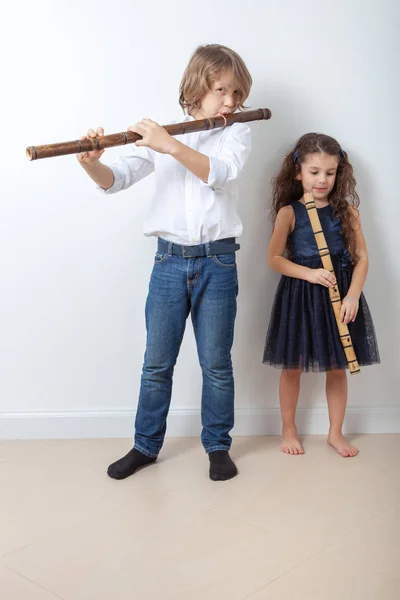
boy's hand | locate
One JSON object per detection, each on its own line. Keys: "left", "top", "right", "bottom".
{"left": 76, "top": 127, "right": 105, "bottom": 164}
{"left": 128, "top": 119, "right": 175, "bottom": 154}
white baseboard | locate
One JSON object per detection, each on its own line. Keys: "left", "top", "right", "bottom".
{"left": 1, "top": 406, "right": 399, "bottom": 439}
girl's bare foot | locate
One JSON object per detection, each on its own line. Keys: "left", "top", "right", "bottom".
{"left": 327, "top": 432, "right": 358, "bottom": 457}
{"left": 281, "top": 428, "right": 304, "bottom": 455}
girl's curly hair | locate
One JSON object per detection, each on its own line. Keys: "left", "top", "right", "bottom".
{"left": 270, "top": 133, "right": 360, "bottom": 261}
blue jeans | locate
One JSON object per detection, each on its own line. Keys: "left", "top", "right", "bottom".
{"left": 134, "top": 247, "right": 238, "bottom": 457}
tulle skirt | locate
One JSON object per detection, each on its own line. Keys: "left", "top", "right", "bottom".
{"left": 263, "top": 251, "right": 380, "bottom": 372}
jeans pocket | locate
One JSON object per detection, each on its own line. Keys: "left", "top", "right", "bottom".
{"left": 154, "top": 251, "right": 168, "bottom": 264}
{"left": 212, "top": 252, "right": 236, "bottom": 268}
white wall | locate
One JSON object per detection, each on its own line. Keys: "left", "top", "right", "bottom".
{"left": 1, "top": 0, "right": 399, "bottom": 438}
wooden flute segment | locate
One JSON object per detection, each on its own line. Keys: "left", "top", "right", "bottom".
{"left": 26, "top": 108, "right": 272, "bottom": 161}
{"left": 304, "top": 193, "right": 360, "bottom": 374}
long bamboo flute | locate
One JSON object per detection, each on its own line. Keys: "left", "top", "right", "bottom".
{"left": 304, "top": 192, "right": 360, "bottom": 374}
{"left": 26, "top": 108, "right": 271, "bottom": 161}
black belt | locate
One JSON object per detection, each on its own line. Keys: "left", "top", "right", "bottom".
{"left": 158, "top": 237, "right": 240, "bottom": 258}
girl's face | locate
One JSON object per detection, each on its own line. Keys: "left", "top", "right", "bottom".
{"left": 191, "top": 74, "right": 239, "bottom": 119}
{"left": 296, "top": 152, "right": 339, "bottom": 201}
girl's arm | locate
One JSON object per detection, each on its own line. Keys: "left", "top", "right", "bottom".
{"left": 268, "top": 206, "right": 337, "bottom": 287}
{"left": 340, "top": 208, "right": 369, "bottom": 323}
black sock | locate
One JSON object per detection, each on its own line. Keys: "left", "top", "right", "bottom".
{"left": 107, "top": 448, "right": 156, "bottom": 480}
{"left": 208, "top": 450, "right": 237, "bottom": 481}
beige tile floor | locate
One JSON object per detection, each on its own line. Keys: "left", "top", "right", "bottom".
{"left": 0, "top": 434, "right": 399, "bottom": 599}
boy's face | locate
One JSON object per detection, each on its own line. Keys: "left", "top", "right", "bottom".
{"left": 296, "top": 152, "right": 339, "bottom": 201}
{"left": 194, "top": 75, "right": 240, "bottom": 119}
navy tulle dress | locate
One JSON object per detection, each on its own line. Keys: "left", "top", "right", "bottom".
{"left": 263, "top": 201, "right": 380, "bottom": 372}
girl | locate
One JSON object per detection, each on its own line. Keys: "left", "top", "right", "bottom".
{"left": 264, "top": 133, "right": 380, "bottom": 457}
{"left": 77, "top": 44, "right": 253, "bottom": 481}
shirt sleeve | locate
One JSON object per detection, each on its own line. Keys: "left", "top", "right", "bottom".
{"left": 204, "top": 122, "right": 252, "bottom": 191}
{"left": 97, "top": 145, "right": 155, "bottom": 194}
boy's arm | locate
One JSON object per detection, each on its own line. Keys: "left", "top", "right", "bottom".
{"left": 77, "top": 127, "right": 155, "bottom": 193}
{"left": 169, "top": 140, "right": 210, "bottom": 182}
{"left": 80, "top": 160, "right": 115, "bottom": 190}
{"left": 131, "top": 119, "right": 251, "bottom": 189}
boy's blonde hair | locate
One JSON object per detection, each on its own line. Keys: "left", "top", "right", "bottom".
{"left": 179, "top": 44, "right": 252, "bottom": 113}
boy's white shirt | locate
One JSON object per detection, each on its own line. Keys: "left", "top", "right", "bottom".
{"left": 97, "top": 114, "right": 252, "bottom": 245}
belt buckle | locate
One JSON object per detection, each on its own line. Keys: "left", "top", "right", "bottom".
{"left": 182, "top": 245, "right": 197, "bottom": 258}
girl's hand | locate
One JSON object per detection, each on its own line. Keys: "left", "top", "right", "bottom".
{"left": 76, "top": 127, "right": 105, "bottom": 164}
{"left": 307, "top": 268, "right": 337, "bottom": 288}
{"left": 128, "top": 119, "right": 175, "bottom": 154}
{"left": 340, "top": 295, "right": 359, "bottom": 324}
